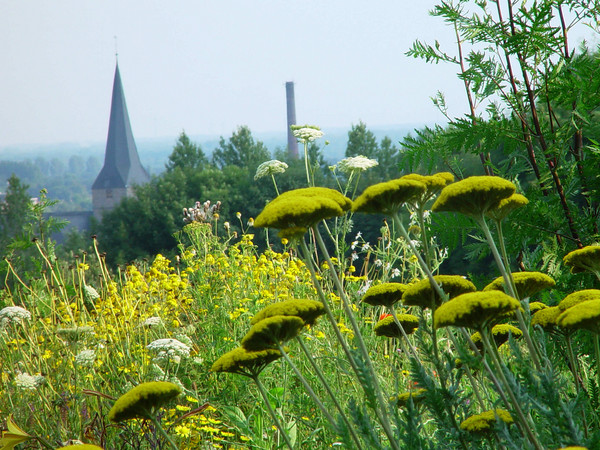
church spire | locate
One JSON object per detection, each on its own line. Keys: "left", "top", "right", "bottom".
{"left": 92, "top": 63, "right": 150, "bottom": 219}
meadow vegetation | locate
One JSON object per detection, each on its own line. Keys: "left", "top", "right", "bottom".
{"left": 3, "top": 1, "right": 600, "bottom": 448}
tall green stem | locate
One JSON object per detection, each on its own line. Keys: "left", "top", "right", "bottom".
{"left": 147, "top": 413, "right": 179, "bottom": 450}
{"left": 474, "top": 214, "right": 542, "bottom": 370}
{"left": 479, "top": 327, "right": 544, "bottom": 450}
{"left": 276, "top": 343, "right": 339, "bottom": 433}
{"left": 252, "top": 375, "right": 295, "bottom": 449}
{"left": 310, "top": 227, "right": 400, "bottom": 450}
{"left": 295, "top": 336, "right": 364, "bottom": 449}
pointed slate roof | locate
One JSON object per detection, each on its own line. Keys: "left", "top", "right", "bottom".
{"left": 92, "top": 63, "right": 150, "bottom": 190}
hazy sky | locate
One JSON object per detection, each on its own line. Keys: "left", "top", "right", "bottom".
{"left": 2, "top": 1, "right": 483, "bottom": 147}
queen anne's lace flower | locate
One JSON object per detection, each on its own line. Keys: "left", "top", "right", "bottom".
{"left": 147, "top": 338, "right": 191, "bottom": 363}
{"left": 75, "top": 349, "right": 97, "bottom": 368}
{"left": 15, "top": 372, "right": 45, "bottom": 390}
{"left": 254, "top": 160, "right": 289, "bottom": 180}
{"left": 291, "top": 125, "right": 324, "bottom": 143}
{"left": 0, "top": 306, "right": 31, "bottom": 327}
{"left": 141, "top": 316, "right": 163, "bottom": 327}
{"left": 336, "top": 156, "right": 378, "bottom": 174}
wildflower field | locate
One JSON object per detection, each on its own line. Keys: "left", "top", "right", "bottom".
{"left": 2, "top": 151, "right": 600, "bottom": 450}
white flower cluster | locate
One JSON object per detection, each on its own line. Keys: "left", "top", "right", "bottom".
{"left": 292, "top": 126, "right": 324, "bottom": 143}
{"left": 336, "top": 155, "right": 379, "bottom": 174}
{"left": 15, "top": 372, "right": 45, "bottom": 390}
{"left": 75, "top": 349, "right": 96, "bottom": 368}
{"left": 147, "top": 338, "right": 191, "bottom": 364}
{"left": 84, "top": 285, "right": 100, "bottom": 301}
{"left": 0, "top": 306, "right": 31, "bottom": 327}
{"left": 141, "top": 316, "right": 163, "bottom": 327}
{"left": 254, "top": 160, "right": 289, "bottom": 180}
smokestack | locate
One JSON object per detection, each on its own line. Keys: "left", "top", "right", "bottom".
{"left": 285, "top": 81, "right": 299, "bottom": 159}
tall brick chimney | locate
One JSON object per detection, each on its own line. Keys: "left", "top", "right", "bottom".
{"left": 285, "top": 81, "right": 299, "bottom": 159}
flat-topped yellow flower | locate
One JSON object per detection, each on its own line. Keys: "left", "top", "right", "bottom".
{"left": 432, "top": 176, "right": 516, "bottom": 216}
{"left": 254, "top": 187, "right": 351, "bottom": 230}
{"left": 529, "top": 302, "right": 547, "bottom": 314}
{"left": 558, "top": 289, "right": 600, "bottom": 312}
{"left": 402, "top": 275, "right": 476, "bottom": 309}
{"left": 531, "top": 306, "right": 561, "bottom": 330}
{"left": 557, "top": 299, "right": 600, "bottom": 333}
{"left": 470, "top": 324, "right": 522, "bottom": 351}
{"left": 483, "top": 271, "right": 555, "bottom": 299}
{"left": 434, "top": 291, "right": 521, "bottom": 329}
{"left": 401, "top": 172, "right": 454, "bottom": 204}
{"left": 460, "top": 408, "right": 513, "bottom": 433}
{"left": 250, "top": 299, "right": 325, "bottom": 326}
{"left": 108, "top": 382, "right": 181, "bottom": 422}
{"left": 485, "top": 193, "right": 529, "bottom": 221}
{"left": 374, "top": 314, "right": 419, "bottom": 338}
{"left": 563, "top": 245, "right": 600, "bottom": 274}
{"left": 362, "top": 283, "right": 408, "bottom": 307}
{"left": 211, "top": 347, "right": 283, "bottom": 377}
{"left": 241, "top": 315, "right": 305, "bottom": 351}
{"left": 393, "top": 388, "right": 427, "bottom": 408}
{"left": 352, "top": 178, "right": 426, "bottom": 214}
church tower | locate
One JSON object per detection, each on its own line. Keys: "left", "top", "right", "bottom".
{"left": 92, "top": 63, "right": 150, "bottom": 220}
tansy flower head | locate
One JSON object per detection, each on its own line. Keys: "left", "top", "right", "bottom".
{"left": 352, "top": 178, "right": 427, "bottom": 215}
{"left": 108, "top": 381, "right": 181, "bottom": 422}
{"left": 278, "top": 226, "right": 308, "bottom": 242}
{"left": 374, "top": 314, "right": 419, "bottom": 338}
{"left": 211, "top": 347, "right": 283, "bottom": 377}
{"left": 401, "top": 172, "right": 454, "bottom": 204}
{"left": 531, "top": 306, "right": 561, "bottom": 331}
{"left": 393, "top": 388, "right": 427, "bottom": 408}
{"left": 529, "top": 301, "right": 547, "bottom": 314}
{"left": 250, "top": 299, "right": 325, "bottom": 327}
{"left": 460, "top": 409, "right": 513, "bottom": 433}
{"left": 241, "top": 315, "right": 305, "bottom": 351}
{"left": 470, "top": 324, "right": 522, "bottom": 351}
{"left": 432, "top": 176, "right": 516, "bottom": 216}
{"left": 483, "top": 272, "right": 555, "bottom": 299}
{"left": 362, "top": 283, "right": 408, "bottom": 307}
{"left": 434, "top": 291, "right": 521, "bottom": 329}
{"left": 485, "top": 193, "right": 529, "bottom": 221}
{"left": 558, "top": 289, "right": 600, "bottom": 312}
{"left": 557, "top": 299, "right": 600, "bottom": 333}
{"left": 402, "top": 275, "right": 476, "bottom": 309}
{"left": 254, "top": 188, "right": 351, "bottom": 230}
{"left": 563, "top": 245, "right": 600, "bottom": 274}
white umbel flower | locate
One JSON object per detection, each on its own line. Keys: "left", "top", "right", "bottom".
{"left": 0, "top": 306, "right": 31, "bottom": 326}
{"left": 254, "top": 160, "right": 289, "bottom": 180}
{"left": 292, "top": 125, "right": 324, "bottom": 143}
{"left": 15, "top": 372, "right": 44, "bottom": 390}
{"left": 336, "top": 155, "right": 378, "bottom": 174}
{"left": 75, "top": 349, "right": 96, "bottom": 367}
{"left": 141, "top": 316, "right": 163, "bottom": 327}
{"left": 147, "top": 338, "right": 191, "bottom": 364}
{"left": 84, "top": 285, "right": 100, "bottom": 301}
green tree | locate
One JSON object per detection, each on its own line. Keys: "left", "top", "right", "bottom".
{"left": 345, "top": 121, "right": 379, "bottom": 158}
{"left": 404, "top": 0, "right": 600, "bottom": 262}
{"left": 165, "top": 131, "right": 207, "bottom": 172}
{"left": 0, "top": 174, "right": 32, "bottom": 250}
{"left": 212, "top": 126, "right": 270, "bottom": 169}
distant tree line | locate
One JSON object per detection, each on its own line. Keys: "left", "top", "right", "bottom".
{"left": 0, "top": 155, "right": 101, "bottom": 212}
